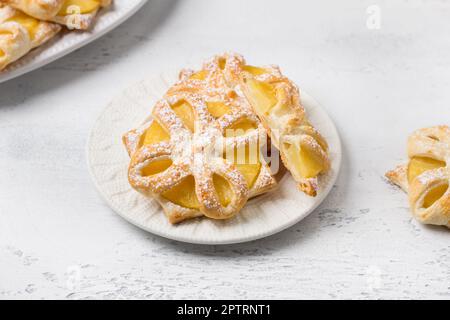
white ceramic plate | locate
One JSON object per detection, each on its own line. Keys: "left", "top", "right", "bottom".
{"left": 0, "top": 0, "right": 148, "bottom": 84}
{"left": 87, "top": 72, "right": 342, "bottom": 245}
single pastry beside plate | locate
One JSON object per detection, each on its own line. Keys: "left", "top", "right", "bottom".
{"left": 386, "top": 125, "right": 450, "bottom": 228}
{"left": 1, "top": 0, "right": 111, "bottom": 30}
{"left": 0, "top": 4, "right": 61, "bottom": 71}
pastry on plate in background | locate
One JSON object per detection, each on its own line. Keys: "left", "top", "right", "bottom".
{"left": 0, "top": 4, "right": 61, "bottom": 70}
{"left": 0, "top": 0, "right": 112, "bottom": 71}
{"left": 1, "top": 0, "right": 111, "bottom": 30}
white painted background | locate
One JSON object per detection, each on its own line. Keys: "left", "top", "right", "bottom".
{"left": 0, "top": 0, "right": 449, "bottom": 299}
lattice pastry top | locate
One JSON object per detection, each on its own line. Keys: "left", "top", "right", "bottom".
{"left": 386, "top": 125, "right": 450, "bottom": 228}
{"left": 123, "top": 54, "right": 277, "bottom": 224}
{"left": 1, "top": 0, "right": 111, "bottom": 30}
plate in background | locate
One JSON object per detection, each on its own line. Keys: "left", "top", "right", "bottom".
{"left": 0, "top": 0, "right": 148, "bottom": 84}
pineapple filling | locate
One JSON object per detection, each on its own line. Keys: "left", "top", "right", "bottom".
{"left": 171, "top": 100, "right": 195, "bottom": 132}
{"left": 218, "top": 57, "right": 226, "bottom": 70}
{"left": 141, "top": 159, "right": 172, "bottom": 177}
{"left": 7, "top": 11, "right": 39, "bottom": 39}
{"left": 162, "top": 175, "right": 200, "bottom": 209}
{"left": 0, "top": 49, "right": 5, "bottom": 58}
{"left": 283, "top": 142, "right": 325, "bottom": 179}
{"left": 407, "top": 156, "right": 446, "bottom": 184}
{"left": 243, "top": 65, "right": 268, "bottom": 76}
{"left": 272, "top": 101, "right": 293, "bottom": 117}
{"left": 242, "top": 78, "right": 277, "bottom": 114}
{"left": 0, "top": 30, "right": 14, "bottom": 37}
{"left": 189, "top": 70, "right": 207, "bottom": 80}
{"left": 224, "top": 118, "right": 257, "bottom": 137}
{"left": 58, "top": 0, "right": 101, "bottom": 15}
{"left": 140, "top": 121, "right": 170, "bottom": 147}
{"left": 206, "top": 101, "right": 230, "bottom": 118}
{"left": 269, "top": 87, "right": 293, "bottom": 117}
{"left": 236, "top": 162, "right": 261, "bottom": 189}
{"left": 213, "top": 174, "right": 233, "bottom": 207}
{"left": 225, "top": 143, "right": 261, "bottom": 188}
{"left": 423, "top": 183, "right": 448, "bottom": 208}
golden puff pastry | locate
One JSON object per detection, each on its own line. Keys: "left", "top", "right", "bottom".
{"left": 123, "top": 58, "right": 277, "bottom": 224}
{"left": 386, "top": 125, "right": 450, "bottom": 228}
{"left": 234, "top": 57, "right": 330, "bottom": 196}
{"left": 0, "top": 4, "right": 60, "bottom": 71}
{"left": 1, "top": 0, "right": 112, "bottom": 30}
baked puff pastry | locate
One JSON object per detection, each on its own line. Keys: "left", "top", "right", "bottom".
{"left": 1, "top": 0, "right": 112, "bottom": 30}
{"left": 0, "top": 4, "right": 60, "bottom": 71}
{"left": 386, "top": 125, "right": 450, "bottom": 228}
{"left": 123, "top": 55, "right": 277, "bottom": 224}
{"left": 236, "top": 58, "right": 330, "bottom": 196}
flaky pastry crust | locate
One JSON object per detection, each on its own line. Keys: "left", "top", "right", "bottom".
{"left": 1, "top": 0, "right": 111, "bottom": 30}
{"left": 0, "top": 5, "right": 60, "bottom": 70}
{"left": 235, "top": 56, "right": 330, "bottom": 196}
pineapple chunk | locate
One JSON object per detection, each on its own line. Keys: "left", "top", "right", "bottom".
{"left": 140, "top": 121, "right": 170, "bottom": 147}
{"left": 218, "top": 57, "right": 226, "bottom": 70}
{"left": 162, "top": 176, "right": 200, "bottom": 209}
{"left": 213, "top": 174, "right": 233, "bottom": 207}
{"left": 226, "top": 143, "right": 261, "bottom": 188}
{"left": 171, "top": 100, "right": 195, "bottom": 132}
{"left": 190, "top": 70, "right": 208, "bottom": 80}
{"left": 284, "top": 142, "right": 326, "bottom": 179}
{"left": 243, "top": 78, "right": 277, "bottom": 114}
{"left": 224, "top": 118, "right": 257, "bottom": 137}
{"left": 236, "top": 163, "right": 261, "bottom": 189}
{"left": 243, "top": 65, "right": 268, "bottom": 76}
{"left": 141, "top": 159, "right": 172, "bottom": 177}
{"left": 407, "top": 157, "right": 446, "bottom": 184}
{"left": 206, "top": 101, "right": 230, "bottom": 118}
{"left": 58, "top": 0, "right": 101, "bottom": 15}
{"left": 423, "top": 184, "right": 448, "bottom": 208}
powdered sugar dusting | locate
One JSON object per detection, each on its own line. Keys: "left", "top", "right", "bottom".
{"left": 123, "top": 53, "right": 278, "bottom": 222}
